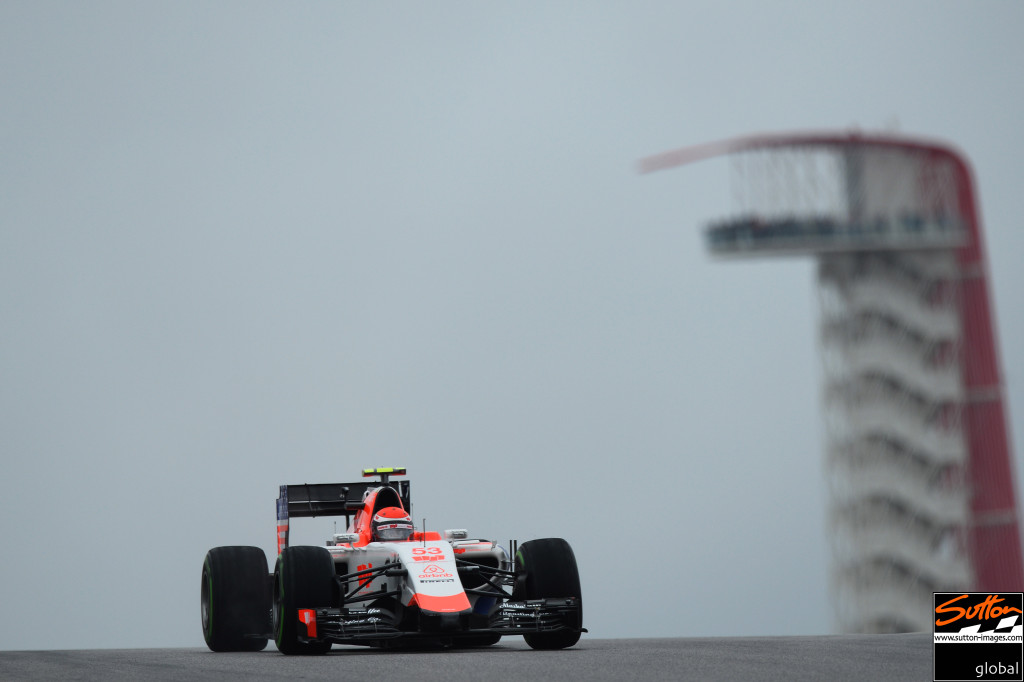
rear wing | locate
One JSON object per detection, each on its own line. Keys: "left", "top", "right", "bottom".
{"left": 276, "top": 481, "right": 412, "bottom": 554}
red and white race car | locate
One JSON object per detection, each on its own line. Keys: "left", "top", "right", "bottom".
{"left": 200, "top": 467, "right": 584, "bottom": 653}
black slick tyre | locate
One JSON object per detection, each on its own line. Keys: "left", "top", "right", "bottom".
{"left": 513, "top": 538, "right": 583, "bottom": 650}
{"left": 201, "top": 546, "right": 270, "bottom": 652}
{"left": 274, "top": 546, "right": 335, "bottom": 655}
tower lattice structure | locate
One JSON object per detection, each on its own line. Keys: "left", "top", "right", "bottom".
{"left": 641, "top": 132, "right": 1021, "bottom": 632}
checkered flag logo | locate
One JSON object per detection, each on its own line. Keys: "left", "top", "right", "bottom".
{"left": 956, "top": 614, "right": 1022, "bottom": 636}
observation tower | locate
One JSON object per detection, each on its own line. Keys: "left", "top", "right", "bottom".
{"left": 641, "top": 131, "right": 1021, "bottom": 632}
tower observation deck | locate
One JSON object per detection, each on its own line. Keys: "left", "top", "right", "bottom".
{"left": 641, "top": 131, "right": 1021, "bottom": 632}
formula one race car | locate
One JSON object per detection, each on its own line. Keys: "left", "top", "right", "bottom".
{"left": 200, "top": 467, "right": 584, "bottom": 654}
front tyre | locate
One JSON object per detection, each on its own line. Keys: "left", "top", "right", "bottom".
{"left": 274, "top": 546, "right": 334, "bottom": 655}
{"left": 514, "top": 538, "right": 583, "bottom": 650}
{"left": 201, "top": 546, "right": 270, "bottom": 652}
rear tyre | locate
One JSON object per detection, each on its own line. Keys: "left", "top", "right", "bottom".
{"left": 201, "top": 546, "right": 270, "bottom": 652}
{"left": 274, "top": 546, "right": 334, "bottom": 655}
{"left": 513, "top": 538, "right": 583, "bottom": 650}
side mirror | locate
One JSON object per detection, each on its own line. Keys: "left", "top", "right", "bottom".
{"left": 444, "top": 529, "right": 469, "bottom": 540}
{"left": 332, "top": 532, "right": 361, "bottom": 546}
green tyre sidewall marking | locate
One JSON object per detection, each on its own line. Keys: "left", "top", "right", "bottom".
{"left": 514, "top": 549, "right": 525, "bottom": 600}
{"left": 203, "top": 558, "right": 213, "bottom": 641}
{"left": 275, "top": 559, "right": 284, "bottom": 645}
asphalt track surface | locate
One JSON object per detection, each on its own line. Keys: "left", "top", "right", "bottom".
{"left": 0, "top": 634, "right": 932, "bottom": 681}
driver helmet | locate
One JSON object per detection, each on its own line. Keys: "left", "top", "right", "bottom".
{"left": 372, "top": 507, "right": 414, "bottom": 541}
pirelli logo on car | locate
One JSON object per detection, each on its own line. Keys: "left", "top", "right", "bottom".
{"left": 934, "top": 593, "right": 1023, "bottom": 681}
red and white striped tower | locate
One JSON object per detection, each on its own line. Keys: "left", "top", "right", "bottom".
{"left": 641, "top": 132, "right": 1021, "bottom": 632}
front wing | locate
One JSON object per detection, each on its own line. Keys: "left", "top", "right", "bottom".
{"left": 295, "top": 597, "right": 584, "bottom": 645}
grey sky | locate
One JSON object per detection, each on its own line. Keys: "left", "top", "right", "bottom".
{"left": 2, "top": 2, "right": 1022, "bottom": 649}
